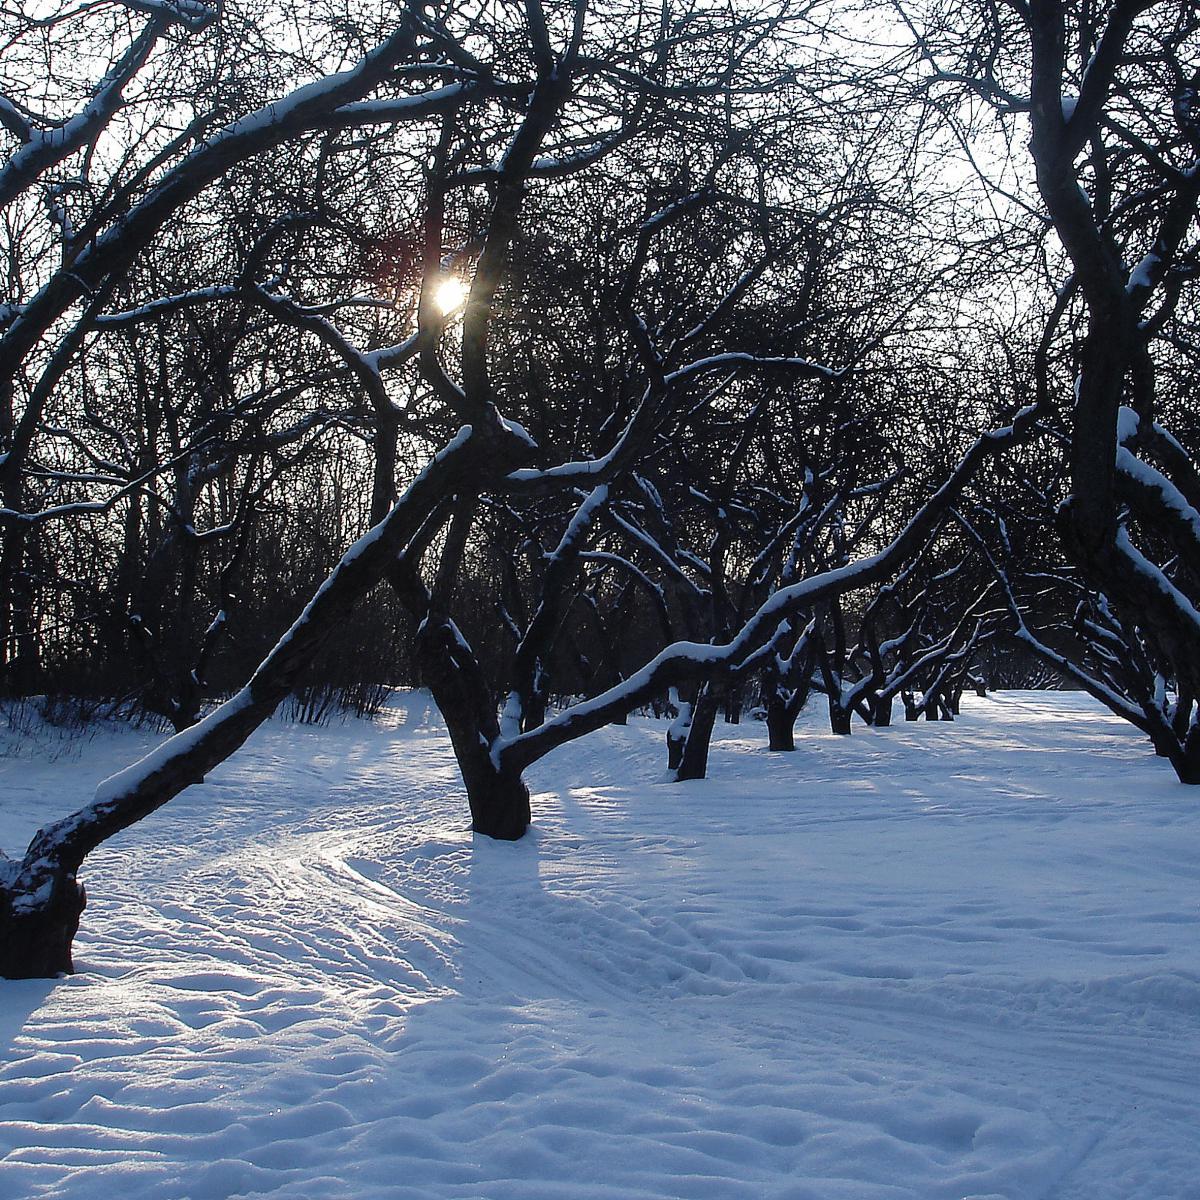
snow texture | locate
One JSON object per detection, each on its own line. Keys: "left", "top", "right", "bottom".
{"left": 1, "top": 692, "right": 1198, "bottom": 1198}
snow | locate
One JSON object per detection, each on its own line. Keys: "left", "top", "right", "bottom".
{"left": 1116, "top": 446, "right": 1200, "bottom": 542}
{"left": 663, "top": 353, "right": 841, "bottom": 386}
{"left": 2, "top": 692, "right": 1199, "bottom": 1198}
{"left": 1116, "top": 404, "right": 1140, "bottom": 444}
{"left": 1126, "top": 253, "right": 1159, "bottom": 293}
{"left": 499, "top": 692, "right": 523, "bottom": 742}
{"left": 331, "top": 84, "right": 473, "bottom": 124}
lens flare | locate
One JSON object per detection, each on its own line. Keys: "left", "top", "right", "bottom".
{"left": 433, "top": 277, "right": 468, "bottom": 315}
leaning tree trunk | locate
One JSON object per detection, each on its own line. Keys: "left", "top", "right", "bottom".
{"left": 0, "top": 427, "right": 513, "bottom": 978}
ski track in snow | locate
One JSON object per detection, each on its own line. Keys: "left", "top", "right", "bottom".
{"left": 1, "top": 692, "right": 1198, "bottom": 1199}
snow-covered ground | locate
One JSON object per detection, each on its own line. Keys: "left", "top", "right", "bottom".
{"left": 1, "top": 692, "right": 1198, "bottom": 1199}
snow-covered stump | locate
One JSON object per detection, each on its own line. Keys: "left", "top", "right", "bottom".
{"left": 0, "top": 853, "right": 85, "bottom": 979}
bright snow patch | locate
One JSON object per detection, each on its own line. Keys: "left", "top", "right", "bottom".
{"left": 1, "top": 692, "right": 1198, "bottom": 1198}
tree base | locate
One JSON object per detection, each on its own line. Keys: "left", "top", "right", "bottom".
{"left": 828, "top": 708, "right": 852, "bottom": 736}
{"left": 466, "top": 769, "right": 531, "bottom": 841}
{"left": 1164, "top": 740, "right": 1200, "bottom": 785}
{"left": 0, "top": 867, "right": 86, "bottom": 980}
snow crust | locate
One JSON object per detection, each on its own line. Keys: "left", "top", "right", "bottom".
{"left": 1, "top": 692, "right": 1198, "bottom": 1198}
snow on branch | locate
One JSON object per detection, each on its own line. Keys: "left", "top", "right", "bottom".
{"left": 119, "top": 0, "right": 218, "bottom": 31}
{"left": 0, "top": 21, "right": 164, "bottom": 209}
{"left": 95, "top": 285, "right": 242, "bottom": 326}
{"left": 497, "top": 406, "right": 1041, "bottom": 773}
{"left": 663, "top": 353, "right": 843, "bottom": 387}
{"left": 1112, "top": 525, "right": 1200, "bottom": 636}
{"left": 1116, "top": 447, "right": 1200, "bottom": 544}
{"left": 321, "top": 83, "right": 480, "bottom": 129}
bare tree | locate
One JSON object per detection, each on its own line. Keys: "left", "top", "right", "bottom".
{"left": 901, "top": 0, "right": 1200, "bottom": 776}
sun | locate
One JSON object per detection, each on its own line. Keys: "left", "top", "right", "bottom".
{"left": 433, "top": 276, "right": 468, "bottom": 315}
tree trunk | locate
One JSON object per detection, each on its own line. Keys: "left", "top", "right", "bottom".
{"left": 457, "top": 754, "right": 532, "bottom": 841}
{"left": 870, "top": 694, "right": 893, "bottom": 727}
{"left": 0, "top": 428, "right": 513, "bottom": 978}
{"left": 666, "top": 730, "right": 685, "bottom": 770}
{"left": 0, "top": 859, "right": 86, "bottom": 978}
{"left": 666, "top": 688, "right": 693, "bottom": 770}
{"left": 766, "top": 694, "right": 796, "bottom": 751}
{"left": 413, "top": 615, "right": 530, "bottom": 841}
{"left": 828, "top": 702, "right": 852, "bottom": 736}
{"left": 676, "top": 685, "right": 719, "bottom": 781}
{"left": 1168, "top": 741, "right": 1200, "bottom": 785}
{"left": 1142, "top": 706, "right": 1200, "bottom": 783}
